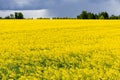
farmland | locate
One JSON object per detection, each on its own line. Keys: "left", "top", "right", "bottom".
{"left": 0, "top": 20, "right": 120, "bottom": 79}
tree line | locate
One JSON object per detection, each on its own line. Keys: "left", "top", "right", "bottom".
{"left": 0, "top": 12, "right": 24, "bottom": 19}
{"left": 1, "top": 11, "right": 120, "bottom": 19}
{"left": 77, "top": 11, "right": 120, "bottom": 19}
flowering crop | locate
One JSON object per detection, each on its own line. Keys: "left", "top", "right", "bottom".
{"left": 0, "top": 20, "right": 120, "bottom": 79}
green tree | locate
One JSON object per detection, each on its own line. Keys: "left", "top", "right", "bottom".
{"left": 110, "top": 15, "right": 118, "bottom": 19}
{"left": 4, "top": 16, "right": 11, "bottom": 19}
{"left": 18, "top": 12, "right": 24, "bottom": 19}
{"left": 77, "top": 11, "right": 88, "bottom": 19}
{"left": 10, "top": 14, "right": 14, "bottom": 19}
{"left": 15, "top": 12, "right": 24, "bottom": 19}
{"left": 99, "top": 12, "right": 109, "bottom": 19}
{"left": 99, "top": 15, "right": 105, "bottom": 19}
{"left": 15, "top": 12, "right": 18, "bottom": 19}
{"left": 87, "top": 12, "right": 95, "bottom": 19}
{"left": 0, "top": 17, "right": 2, "bottom": 19}
{"left": 94, "top": 14, "right": 99, "bottom": 19}
{"left": 117, "top": 15, "right": 120, "bottom": 19}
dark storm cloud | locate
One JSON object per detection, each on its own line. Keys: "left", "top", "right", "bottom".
{"left": 0, "top": 0, "right": 120, "bottom": 17}
{"left": 0, "top": 0, "right": 15, "bottom": 10}
{"left": 0, "top": 0, "right": 58, "bottom": 10}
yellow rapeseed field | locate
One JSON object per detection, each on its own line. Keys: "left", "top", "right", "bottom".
{"left": 0, "top": 20, "right": 120, "bottom": 80}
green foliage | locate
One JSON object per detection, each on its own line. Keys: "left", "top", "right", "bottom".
{"left": 77, "top": 11, "right": 110, "bottom": 19}
{"left": 76, "top": 11, "right": 120, "bottom": 19}
{"left": 77, "top": 11, "right": 88, "bottom": 19}
{"left": 94, "top": 14, "right": 99, "bottom": 19}
{"left": 87, "top": 12, "right": 96, "bottom": 19}
{"left": 4, "top": 16, "right": 11, "bottom": 19}
{"left": 99, "top": 15, "right": 105, "bottom": 19}
{"left": 0, "top": 17, "right": 2, "bottom": 19}
{"left": 10, "top": 14, "right": 14, "bottom": 19}
{"left": 99, "top": 12, "right": 109, "bottom": 19}
{"left": 2, "top": 10, "right": 120, "bottom": 19}
{"left": 15, "top": 12, "right": 24, "bottom": 19}
{"left": 109, "top": 15, "right": 120, "bottom": 19}
{"left": 37, "top": 17, "right": 50, "bottom": 19}
{"left": 3, "top": 12, "right": 24, "bottom": 19}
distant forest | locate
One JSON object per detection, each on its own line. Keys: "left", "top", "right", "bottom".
{"left": 1, "top": 11, "right": 120, "bottom": 19}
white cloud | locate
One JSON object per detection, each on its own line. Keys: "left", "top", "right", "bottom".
{"left": 0, "top": 9, "right": 52, "bottom": 18}
{"left": 105, "top": 0, "right": 120, "bottom": 15}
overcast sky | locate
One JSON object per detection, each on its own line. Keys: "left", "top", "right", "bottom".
{"left": 0, "top": 0, "right": 120, "bottom": 18}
